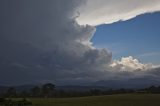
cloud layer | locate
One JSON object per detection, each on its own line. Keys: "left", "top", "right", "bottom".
{"left": 77, "top": 0, "right": 160, "bottom": 25}
{"left": 0, "top": 0, "right": 160, "bottom": 87}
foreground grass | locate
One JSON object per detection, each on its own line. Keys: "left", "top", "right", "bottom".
{"left": 27, "top": 94, "right": 160, "bottom": 106}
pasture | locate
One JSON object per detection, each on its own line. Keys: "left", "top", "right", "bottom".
{"left": 29, "top": 94, "right": 160, "bottom": 106}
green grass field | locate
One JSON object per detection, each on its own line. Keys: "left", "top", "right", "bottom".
{"left": 28, "top": 94, "right": 160, "bottom": 106}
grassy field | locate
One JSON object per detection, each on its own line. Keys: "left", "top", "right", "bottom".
{"left": 27, "top": 94, "right": 160, "bottom": 106}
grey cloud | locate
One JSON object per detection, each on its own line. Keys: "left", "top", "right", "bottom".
{"left": 0, "top": 0, "right": 112, "bottom": 85}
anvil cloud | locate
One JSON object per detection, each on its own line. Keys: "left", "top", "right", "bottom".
{"left": 77, "top": 0, "right": 160, "bottom": 25}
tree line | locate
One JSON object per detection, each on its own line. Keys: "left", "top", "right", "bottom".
{"left": 1, "top": 83, "right": 160, "bottom": 98}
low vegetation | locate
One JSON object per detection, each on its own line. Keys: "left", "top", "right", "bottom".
{"left": 1, "top": 83, "right": 160, "bottom": 105}
{"left": 0, "top": 98, "right": 32, "bottom": 106}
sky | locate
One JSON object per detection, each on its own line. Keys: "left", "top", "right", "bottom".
{"left": 92, "top": 12, "right": 160, "bottom": 65}
{"left": 0, "top": 0, "right": 160, "bottom": 88}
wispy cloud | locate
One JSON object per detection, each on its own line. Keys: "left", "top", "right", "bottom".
{"left": 138, "top": 52, "right": 160, "bottom": 57}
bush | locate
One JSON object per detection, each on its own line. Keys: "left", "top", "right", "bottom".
{"left": 0, "top": 98, "right": 5, "bottom": 102}
{"left": 0, "top": 98, "right": 32, "bottom": 106}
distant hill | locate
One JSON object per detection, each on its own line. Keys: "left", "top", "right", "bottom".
{"left": 1, "top": 77, "right": 160, "bottom": 92}
{"left": 0, "top": 85, "right": 108, "bottom": 92}
{"left": 56, "top": 85, "right": 108, "bottom": 91}
{"left": 94, "top": 78, "right": 160, "bottom": 89}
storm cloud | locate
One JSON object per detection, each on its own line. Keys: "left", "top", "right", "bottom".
{"left": 0, "top": 0, "right": 160, "bottom": 87}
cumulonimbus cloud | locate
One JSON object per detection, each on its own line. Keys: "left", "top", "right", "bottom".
{"left": 0, "top": 0, "right": 160, "bottom": 87}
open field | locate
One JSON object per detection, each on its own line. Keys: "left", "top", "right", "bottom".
{"left": 27, "top": 94, "right": 160, "bottom": 106}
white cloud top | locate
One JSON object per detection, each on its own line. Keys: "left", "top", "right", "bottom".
{"left": 110, "top": 56, "right": 154, "bottom": 71}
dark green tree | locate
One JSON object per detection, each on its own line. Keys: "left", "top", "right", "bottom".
{"left": 6, "top": 87, "right": 17, "bottom": 98}
{"left": 42, "top": 83, "right": 55, "bottom": 98}
{"left": 30, "top": 86, "right": 41, "bottom": 97}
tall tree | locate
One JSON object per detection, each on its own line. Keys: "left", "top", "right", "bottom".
{"left": 6, "top": 87, "right": 17, "bottom": 98}
{"left": 42, "top": 83, "right": 55, "bottom": 98}
{"left": 31, "top": 86, "right": 41, "bottom": 97}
